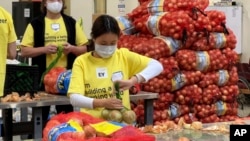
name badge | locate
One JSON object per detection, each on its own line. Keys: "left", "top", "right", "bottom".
{"left": 96, "top": 68, "right": 108, "bottom": 78}
{"left": 51, "top": 23, "right": 60, "bottom": 31}
{"left": 111, "top": 71, "right": 123, "bottom": 82}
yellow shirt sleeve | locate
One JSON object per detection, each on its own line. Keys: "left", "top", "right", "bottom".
{"left": 21, "top": 24, "right": 34, "bottom": 47}
{"left": 67, "top": 54, "right": 86, "bottom": 95}
{"left": 75, "top": 22, "right": 88, "bottom": 46}
{"left": 2, "top": 7, "right": 17, "bottom": 43}
{"left": 120, "top": 48, "right": 151, "bottom": 77}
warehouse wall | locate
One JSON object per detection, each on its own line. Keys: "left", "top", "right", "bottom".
{"left": 0, "top": 0, "right": 18, "bottom": 13}
{"left": 0, "top": 0, "right": 249, "bottom": 63}
{"left": 237, "top": 0, "right": 250, "bottom": 63}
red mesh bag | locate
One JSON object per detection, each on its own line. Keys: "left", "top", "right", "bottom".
{"left": 205, "top": 10, "right": 227, "bottom": 33}
{"left": 118, "top": 35, "right": 182, "bottom": 59}
{"left": 44, "top": 67, "right": 66, "bottom": 94}
{"left": 174, "top": 84, "right": 203, "bottom": 105}
{"left": 133, "top": 11, "right": 194, "bottom": 40}
{"left": 111, "top": 126, "right": 155, "bottom": 141}
{"left": 43, "top": 112, "right": 104, "bottom": 141}
{"left": 180, "top": 71, "right": 203, "bottom": 86}
{"left": 215, "top": 101, "right": 238, "bottom": 117}
{"left": 143, "top": 70, "right": 202, "bottom": 93}
{"left": 142, "top": 77, "right": 172, "bottom": 93}
{"left": 158, "top": 57, "right": 179, "bottom": 79}
{"left": 192, "top": 28, "right": 237, "bottom": 51}
{"left": 201, "top": 85, "right": 221, "bottom": 105}
{"left": 220, "top": 85, "right": 240, "bottom": 103}
{"left": 194, "top": 104, "right": 217, "bottom": 119}
{"left": 188, "top": 8, "right": 211, "bottom": 32}
{"left": 43, "top": 119, "right": 62, "bottom": 140}
{"left": 138, "top": 0, "right": 152, "bottom": 5}
{"left": 128, "top": 0, "right": 205, "bottom": 20}
{"left": 57, "top": 132, "right": 86, "bottom": 141}
{"left": 147, "top": 0, "right": 195, "bottom": 14}
{"left": 127, "top": 2, "right": 151, "bottom": 20}
{"left": 222, "top": 47, "right": 239, "bottom": 66}
{"left": 193, "top": 0, "right": 209, "bottom": 11}
{"left": 176, "top": 49, "right": 229, "bottom": 72}
{"left": 199, "top": 66, "right": 238, "bottom": 88}
{"left": 118, "top": 35, "right": 152, "bottom": 52}
{"left": 87, "top": 137, "right": 114, "bottom": 141}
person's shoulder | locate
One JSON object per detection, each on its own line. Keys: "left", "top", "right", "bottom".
{"left": 0, "top": 7, "right": 11, "bottom": 16}
{"left": 0, "top": 7, "right": 9, "bottom": 13}
{"left": 116, "top": 48, "right": 135, "bottom": 56}
{"left": 76, "top": 52, "right": 92, "bottom": 61}
{"left": 30, "top": 15, "right": 45, "bottom": 24}
{"left": 117, "top": 47, "right": 130, "bottom": 53}
{"left": 62, "top": 14, "right": 76, "bottom": 22}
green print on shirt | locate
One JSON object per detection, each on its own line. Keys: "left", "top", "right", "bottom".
{"left": 92, "top": 93, "right": 115, "bottom": 99}
{"left": 45, "top": 35, "right": 67, "bottom": 43}
{"left": 84, "top": 84, "right": 124, "bottom": 99}
{"left": 57, "top": 35, "right": 67, "bottom": 42}
{"left": 0, "top": 19, "right": 7, "bottom": 23}
{"left": 85, "top": 87, "right": 107, "bottom": 94}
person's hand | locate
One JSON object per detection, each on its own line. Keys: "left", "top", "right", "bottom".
{"left": 103, "top": 98, "right": 123, "bottom": 110}
{"left": 114, "top": 79, "right": 136, "bottom": 92}
{"left": 44, "top": 44, "right": 58, "bottom": 54}
{"left": 62, "top": 42, "right": 73, "bottom": 55}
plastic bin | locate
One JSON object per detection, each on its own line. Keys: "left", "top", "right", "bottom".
{"left": 4, "top": 64, "right": 39, "bottom": 96}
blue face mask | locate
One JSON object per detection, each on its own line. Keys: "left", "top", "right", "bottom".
{"left": 95, "top": 43, "right": 117, "bottom": 58}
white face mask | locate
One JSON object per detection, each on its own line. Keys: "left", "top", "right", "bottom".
{"left": 95, "top": 44, "right": 117, "bottom": 58}
{"left": 46, "top": 1, "right": 63, "bottom": 14}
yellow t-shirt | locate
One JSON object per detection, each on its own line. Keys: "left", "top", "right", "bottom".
{"left": 21, "top": 16, "right": 88, "bottom": 68}
{"left": 0, "top": 7, "right": 17, "bottom": 96}
{"left": 68, "top": 48, "right": 151, "bottom": 118}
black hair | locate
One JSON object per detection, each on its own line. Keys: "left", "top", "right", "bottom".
{"left": 87, "top": 15, "right": 121, "bottom": 51}
{"left": 91, "top": 14, "right": 121, "bottom": 39}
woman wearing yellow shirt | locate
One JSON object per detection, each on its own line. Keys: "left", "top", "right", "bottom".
{"left": 21, "top": 0, "right": 88, "bottom": 124}
{"left": 0, "top": 6, "right": 17, "bottom": 96}
{"left": 68, "top": 15, "right": 163, "bottom": 118}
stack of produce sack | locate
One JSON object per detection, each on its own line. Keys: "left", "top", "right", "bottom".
{"left": 42, "top": 112, "right": 155, "bottom": 141}
{"left": 117, "top": 0, "right": 239, "bottom": 126}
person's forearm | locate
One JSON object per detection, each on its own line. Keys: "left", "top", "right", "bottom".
{"left": 71, "top": 45, "right": 87, "bottom": 56}
{"left": 137, "top": 59, "right": 163, "bottom": 82}
{"left": 93, "top": 99, "right": 105, "bottom": 108}
{"left": 21, "top": 46, "right": 46, "bottom": 57}
{"left": 7, "top": 42, "right": 17, "bottom": 59}
{"left": 70, "top": 93, "right": 106, "bottom": 109}
{"left": 130, "top": 75, "right": 141, "bottom": 84}
{"left": 70, "top": 94, "right": 94, "bottom": 109}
